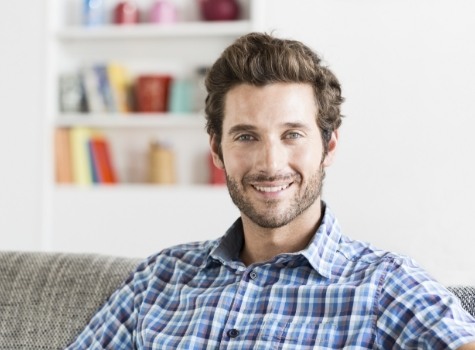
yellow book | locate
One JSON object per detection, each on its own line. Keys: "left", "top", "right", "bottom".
{"left": 107, "top": 63, "right": 130, "bottom": 113}
{"left": 70, "top": 127, "right": 93, "bottom": 185}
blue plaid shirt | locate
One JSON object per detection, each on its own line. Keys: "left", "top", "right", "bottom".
{"left": 66, "top": 204, "right": 475, "bottom": 349}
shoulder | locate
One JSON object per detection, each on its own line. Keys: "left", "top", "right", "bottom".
{"left": 332, "top": 234, "right": 439, "bottom": 292}
{"left": 124, "top": 239, "right": 219, "bottom": 288}
{"left": 157, "top": 239, "right": 218, "bottom": 269}
{"left": 143, "top": 239, "right": 218, "bottom": 269}
{"left": 337, "top": 234, "right": 401, "bottom": 264}
{"left": 333, "top": 234, "right": 405, "bottom": 277}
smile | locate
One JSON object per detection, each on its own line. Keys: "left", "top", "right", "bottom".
{"left": 253, "top": 183, "right": 292, "bottom": 193}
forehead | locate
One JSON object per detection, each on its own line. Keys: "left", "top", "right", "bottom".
{"left": 223, "top": 82, "right": 318, "bottom": 128}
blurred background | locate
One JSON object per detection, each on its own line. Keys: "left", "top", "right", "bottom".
{"left": 0, "top": 0, "right": 474, "bottom": 286}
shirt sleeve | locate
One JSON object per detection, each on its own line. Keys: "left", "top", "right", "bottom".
{"left": 376, "top": 257, "right": 475, "bottom": 349}
{"left": 64, "top": 257, "right": 156, "bottom": 350}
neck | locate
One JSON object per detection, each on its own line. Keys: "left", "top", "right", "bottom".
{"left": 239, "top": 200, "right": 323, "bottom": 266}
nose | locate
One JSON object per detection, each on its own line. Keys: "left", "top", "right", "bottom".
{"left": 254, "top": 138, "right": 286, "bottom": 174}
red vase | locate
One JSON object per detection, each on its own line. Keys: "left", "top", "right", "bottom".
{"left": 199, "top": 0, "right": 240, "bottom": 21}
{"left": 114, "top": 1, "right": 140, "bottom": 25}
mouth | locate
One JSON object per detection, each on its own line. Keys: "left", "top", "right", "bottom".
{"left": 252, "top": 182, "right": 293, "bottom": 193}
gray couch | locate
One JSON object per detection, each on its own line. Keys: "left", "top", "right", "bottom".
{"left": 0, "top": 251, "right": 140, "bottom": 349}
{"left": 0, "top": 251, "right": 474, "bottom": 350}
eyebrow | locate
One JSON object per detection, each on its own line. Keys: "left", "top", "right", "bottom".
{"left": 283, "top": 122, "right": 311, "bottom": 131}
{"left": 227, "top": 124, "right": 256, "bottom": 136}
{"left": 227, "top": 122, "right": 311, "bottom": 136}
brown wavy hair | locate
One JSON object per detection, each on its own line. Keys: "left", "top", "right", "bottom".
{"left": 205, "top": 32, "right": 344, "bottom": 155}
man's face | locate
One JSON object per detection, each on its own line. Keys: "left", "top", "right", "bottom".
{"left": 211, "top": 83, "right": 337, "bottom": 229}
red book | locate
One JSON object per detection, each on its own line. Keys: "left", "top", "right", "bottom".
{"left": 89, "top": 136, "right": 117, "bottom": 184}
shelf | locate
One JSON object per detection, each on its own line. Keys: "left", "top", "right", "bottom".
{"left": 54, "top": 113, "right": 205, "bottom": 128}
{"left": 56, "top": 21, "right": 253, "bottom": 40}
{"left": 44, "top": 0, "right": 255, "bottom": 256}
{"left": 55, "top": 183, "right": 227, "bottom": 192}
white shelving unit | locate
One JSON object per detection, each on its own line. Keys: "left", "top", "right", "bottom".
{"left": 41, "top": 0, "right": 266, "bottom": 256}
{"left": 57, "top": 21, "right": 254, "bottom": 39}
{"left": 54, "top": 113, "right": 205, "bottom": 128}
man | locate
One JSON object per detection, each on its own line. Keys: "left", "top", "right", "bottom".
{"left": 66, "top": 33, "right": 475, "bottom": 349}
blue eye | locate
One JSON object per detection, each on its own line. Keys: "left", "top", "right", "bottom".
{"left": 286, "top": 132, "right": 302, "bottom": 139}
{"left": 237, "top": 134, "right": 255, "bottom": 142}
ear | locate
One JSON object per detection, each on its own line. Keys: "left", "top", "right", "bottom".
{"left": 323, "top": 130, "right": 339, "bottom": 167}
{"left": 209, "top": 134, "right": 225, "bottom": 170}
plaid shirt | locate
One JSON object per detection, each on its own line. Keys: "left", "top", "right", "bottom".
{"left": 66, "top": 204, "right": 475, "bottom": 349}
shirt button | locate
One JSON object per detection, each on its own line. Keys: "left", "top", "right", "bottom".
{"left": 227, "top": 328, "right": 240, "bottom": 338}
{"left": 249, "top": 271, "right": 258, "bottom": 280}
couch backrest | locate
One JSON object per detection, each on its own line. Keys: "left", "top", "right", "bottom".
{"left": 448, "top": 286, "right": 475, "bottom": 318}
{"left": 0, "top": 252, "right": 474, "bottom": 349}
{"left": 0, "top": 251, "right": 140, "bottom": 350}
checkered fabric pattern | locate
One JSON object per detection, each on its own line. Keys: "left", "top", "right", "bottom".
{"left": 66, "top": 204, "right": 475, "bottom": 349}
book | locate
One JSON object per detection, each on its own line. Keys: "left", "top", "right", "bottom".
{"left": 107, "top": 63, "right": 131, "bottom": 113}
{"left": 70, "top": 127, "right": 93, "bottom": 185}
{"left": 93, "top": 64, "right": 116, "bottom": 112}
{"left": 81, "top": 65, "right": 108, "bottom": 113}
{"left": 54, "top": 128, "right": 73, "bottom": 183}
{"left": 87, "top": 138, "right": 99, "bottom": 183}
{"left": 89, "top": 133, "right": 118, "bottom": 184}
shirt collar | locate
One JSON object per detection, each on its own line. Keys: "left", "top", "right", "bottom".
{"left": 301, "top": 203, "right": 342, "bottom": 279}
{"left": 203, "top": 219, "right": 244, "bottom": 270}
{"left": 205, "top": 202, "right": 342, "bottom": 278}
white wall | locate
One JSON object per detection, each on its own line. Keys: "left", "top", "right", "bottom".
{"left": 0, "top": 0, "right": 474, "bottom": 285}
{"left": 0, "top": 2, "right": 44, "bottom": 250}
{"left": 263, "top": 0, "right": 475, "bottom": 285}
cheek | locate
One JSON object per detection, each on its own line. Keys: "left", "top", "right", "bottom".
{"left": 290, "top": 146, "right": 323, "bottom": 171}
{"left": 223, "top": 148, "right": 253, "bottom": 173}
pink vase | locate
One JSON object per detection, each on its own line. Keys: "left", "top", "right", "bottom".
{"left": 150, "top": 0, "right": 178, "bottom": 24}
{"left": 199, "top": 0, "right": 240, "bottom": 21}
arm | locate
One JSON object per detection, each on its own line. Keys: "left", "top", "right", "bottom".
{"left": 376, "top": 257, "right": 475, "bottom": 349}
{"left": 66, "top": 282, "right": 138, "bottom": 349}
{"left": 458, "top": 343, "right": 475, "bottom": 350}
{"left": 65, "top": 257, "right": 155, "bottom": 349}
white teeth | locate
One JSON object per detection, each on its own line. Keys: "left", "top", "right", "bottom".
{"left": 254, "top": 184, "right": 290, "bottom": 192}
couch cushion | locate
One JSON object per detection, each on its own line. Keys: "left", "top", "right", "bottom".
{"left": 0, "top": 251, "right": 140, "bottom": 350}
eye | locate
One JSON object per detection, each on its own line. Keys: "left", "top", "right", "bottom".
{"left": 285, "top": 132, "right": 303, "bottom": 140}
{"left": 236, "top": 134, "right": 256, "bottom": 142}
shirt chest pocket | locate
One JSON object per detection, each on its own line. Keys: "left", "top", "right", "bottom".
{"left": 258, "top": 319, "right": 340, "bottom": 349}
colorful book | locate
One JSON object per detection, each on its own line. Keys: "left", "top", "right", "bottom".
{"left": 70, "top": 127, "right": 93, "bottom": 185}
{"left": 87, "top": 139, "right": 99, "bottom": 183}
{"left": 89, "top": 133, "right": 117, "bottom": 184}
{"left": 93, "top": 64, "right": 116, "bottom": 112}
{"left": 54, "top": 128, "right": 73, "bottom": 183}
{"left": 107, "top": 63, "right": 130, "bottom": 113}
{"left": 81, "top": 65, "right": 107, "bottom": 113}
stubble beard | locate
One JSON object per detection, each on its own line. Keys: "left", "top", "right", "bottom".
{"left": 225, "top": 166, "right": 325, "bottom": 229}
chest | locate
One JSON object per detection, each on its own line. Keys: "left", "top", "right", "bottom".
{"left": 136, "top": 266, "right": 379, "bottom": 349}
